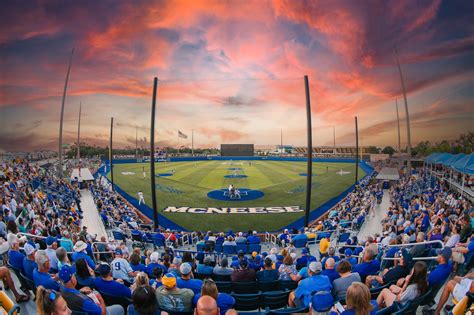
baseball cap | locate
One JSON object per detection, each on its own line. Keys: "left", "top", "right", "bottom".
{"left": 344, "top": 248, "right": 352, "bottom": 257}
{"left": 252, "top": 251, "right": 257, "bottom": 258}
{"left": 98, "top": 263, "right": 111, "bottom": 276}
{"left": 179, "top": 263, "right": 192, "bottom": 275}
{"left": 276, "top": 255, "right": 284, "bottom": 261}
{"left": 400, "top": 249, "right": 412, "bottom": 264}
{"left": 311, "top": 291, "right": 334, "bottom": 312}
{"left": 162, "top": 273, "right": 177, "bottom": 287}
{"left": 24, "top": 243, "right": 36, "bottom": 256}
{"left": 115, "top": 249, "right": 123, "bottom": 255}
{"left": 437, "top": 247, "right": 452, "bottom": 261}
{"left": 58, "top": 265, "right": 74, "bottom": 283}
{"left": 46, "top": 236, "right": 56, "bottom": 246}
{"left": 301, "top": 248, "right": 308, "bottom": 254}
{"left": 308, "top": 261, "right": 322, "bottom": 273}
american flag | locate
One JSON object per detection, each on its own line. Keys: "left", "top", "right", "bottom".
{"left": 178, "top": 131, "right": 188, "bottom": 139}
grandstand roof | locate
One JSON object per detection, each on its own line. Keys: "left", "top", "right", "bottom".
{"left": 432, "top": 152, "right": 453, "bottom": 164}
{"left": 442, "top": 153, "right": 466, "bottom": 167}
{"left": 375, "top": 167, "right": 400, "bottom": 181}
{"left": 453, "top": 153, "right": 474, "bottom": 175}
{"left": 425, "top": 152, "right": 441, "bottom": 163}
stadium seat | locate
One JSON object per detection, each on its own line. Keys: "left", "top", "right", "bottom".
{"left": 258, "top": 280, "right": 280, "bottom": 292}
{"left": 215, "top": 281, "right": 232, "bottom": 294}
{"left": 214, "top": 243, "right": 223, "bottom": 253}
{"left": 392, "top": 288, "right": 432, "bottom": 315}
{"left": 196, "top": 243, "right": 206, "bottom": 252}
{"left": 223, "top": 245, "right": 237, "bottom": 255}
{"left": 152, "top": 235, "right": 165, "bottom": 249}
{"left": 269, "top": 306, "right": 309, "bottom": 314}
{"left": 18, "top": 271, "right": 35, "bottom": 294}
{"left": 112, "top": 230, "right": 125, "bottom": 241}
{"left": 0, "top": 291, "right": 20, "bottom": 315}
{"left": 233, "top": 281, "right": 258, "bottom": 294}
{"left": 232, "top": 293, "right": 261, "bottom": 311}
{"left": 248, "top": 244, "right": 261, "bottom": 253}
{"left": 337, "top": 232, "right": 351, "bottom": 243}
{"left": 236, "top": 243, "right": 248, "bottom": 254}
{"left": 261, "top": 291, "right": 289, "bottom": 310}
{"left": 278, "top": 280, "right": 297, "bottom": 291}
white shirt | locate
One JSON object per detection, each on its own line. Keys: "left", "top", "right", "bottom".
{"left": 111, "top": 257, "right": 133, "bottom": 282}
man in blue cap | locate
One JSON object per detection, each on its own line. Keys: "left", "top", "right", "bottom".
{"left": 94, "top": 263, "right": 131, "bottom": 299}
{"left": 289, "top": 262, "right": 331, "bottom": 308}
{"left": 45, "top": 236, "right": 59, "bottom": 272}
{"left": 428, "top": 247, "right": 452, "bottom": 287}
{"left": 59, "top": 265, "right": 124, "bottom": 315}
{"left": 111, "top": 249, "right": 136, "bottom": 284}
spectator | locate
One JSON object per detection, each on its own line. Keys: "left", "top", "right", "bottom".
{"left": 168, "top": 256, "right": 182, "bottom": 275}
{"left": 452, "top": 234, "right": 474, "bottom": 272}
{"left": 177, "top": 263, "right": 203, "bottom": 294}
{"left": 247, "top": 231, "right": 260, "bottom": 244}
{"left": 131, "top": 285, "right": 160, "bottom": 315}
{"left": 36, "top": 286, "right": 71, "bottom": 315}
{"left": 278, "top": 255, "right": 298, "bottom": 281}
{"left": 257, "top": 257, "right": 278, "bottom": 282}
{"left": 129, "top": 253, "right": 147, "bottom": 273}
{"left": 322, "top": 247, "right": 340, "bottom": 266}
{"left": 353, "top": 249, "right": 380, "bottom": 283}
{"left": 59, "top": 231, "right": 74, "bottom": 253}
{"left": 45, "top": 236, "right": 59, "bottom": 272}
{"left": 376, "top": 261, "right": 428, "bottom": 309}
{"left": 459, "top": 213, "right": 472, "bottom": 242}
{"left": 322, "top": 258, "right": 340, "bottom": 284}
{"left": 7, "top": 233, "right": 25, "bottom": 272}
{"left": 445, "top": 225, "right": 461, "bottom": 248}
{"left": 365, "top": 249, "right": 412, "bottom": 289}
{"left": 150, "top": 267, "right": 163, "bottom": 288}
{"left": 131, "top": 272, "right": 150, "bottom": 292}
{"left": 33, "top": 250, "right": 60, "bottom": 291}
{"left": 94, "top": 263, "right": 131, "bottom": 299}
{"left": 156, "top": 273, "right": 194, "bottom": 312}
{"left": 22, "top": 243, "right": 37, "bottom": 279}
{"left": 56, "top": 247, "right": 72, "bottom": 270}
{"left": 319, "top": 236, "right": 330, "bottom": 258}
{"left": 213, "top": 258, "right": 233, "bottom": 276}
{"left": 193, "top": 278, "right": 235, "bottom": 315}
{"left": 331, "top": 282, "right": 377, "bottom": 314}
{"left": 72, "top": 241, "right": 95, "bottom": 270}
{"left": 296, "top": 248, "right": 313, "bottom": 267}
{"left": 146, "top": 252, "right": 167, "bottom": 276}
{"left": 434, "top": 272, "right": 474, "bottom": 315}
{"left": 235, "top": 232, "right": 247, "bottom": 244}
{"left": 75, "top": 258, "right": 95, "bottom": 288}
{"left": 195, "top": 295, "right": 219, "bottom": 315}
{"left": 428, "top": 247, "right": 452, "bottom": 287}
{"left": 289, "top": 262, "right": 331, "bottom": 308}
{"left": 332, "top": 260, "right": 361, "bottom": 301}
{"left": 343, "top": 249, "right": 357, "bottom": 266}
{"left": 111, "top": 249, "right": 137, "bottom": 284}
{"left": 231, "top": 260, "right": 256, "bottom": 282}
{"left": 58, "top": 265, "right": 124, "bottom": 315}
{"left": 197, "top": 256, "right": 214, "bottom": 275}
{"left": 222, "top": 236, "right": 236, "bottom": 246}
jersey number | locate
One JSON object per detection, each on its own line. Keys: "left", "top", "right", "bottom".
{"left": 114, "top": 262, "right": 121, "bottom": 271}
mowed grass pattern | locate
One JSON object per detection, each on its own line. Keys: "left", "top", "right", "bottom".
{"left": 110, "top": 161, "right": 365, "bottom": 231}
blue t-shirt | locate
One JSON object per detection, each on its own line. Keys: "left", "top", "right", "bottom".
{"left": 247, "top": 235, "right": 260, "bottom": 244}
{"left": 330, "top": 300, "right": 378, "bottom": 315}
{"left": 146, "top": 263, "right": 167, "bottom": 276}
{"left": 22, "top": 258, "right": 38, "bottom": 279}
{"left": 197, "top": 264, "right": 213, "bottom": 275}
{"left": 176, "top": 278, "right": 203, "bottom": 294}
{"left": 294, "top": 275, "right": 332, "bottom": 307}
{"left": 321, "top": 269, "right": 340, "bottom": 284}
{"left": 428, "top": 262, "right": 452, "bottom": 287}
{"left": 131, "top": 263, "right": 148, "bottom": 273}
{"left": 72, "top": 252, "right": 96, "bottom": 270}
{"left": 193, "top": 293, "right": 235, "bottom": 315}
{"left": 353, "top": 260, "right": 380, "bottom": 280}
{"left": 61, "top": 287, "right": 102, "bottom": 315}
{"left": 94, "top": 278, "right": 131, "bottom": 298}
{"left": 33, "top": 269, "right": 60, "bottom": 291}
{"left": 257, "top": 269, "right": 278, "bottom": 281}
{"left": 8, "top": 250, "right": 25, "bottom": 272}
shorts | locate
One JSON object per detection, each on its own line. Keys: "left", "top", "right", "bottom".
{"left": 453, "top": 278, "right": 473, "bottom": 301}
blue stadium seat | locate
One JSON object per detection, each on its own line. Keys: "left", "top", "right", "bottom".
{"left": 112, "top": 230, "right": 125, "bottom": 241}
{"left": 248, "top": 244, "right": 261, "bottom": 253}
{"left": 215, "top": 281, "right": 232, "bottom": 294}
{"left": 223, "top": 245, "right": 237, "bottom": 255}
{"left": 236, "top": 243, "right": 248, "bottom": 254}
{"left": 232, "top": 293, "right": 261, "bottom": 311}
{"left": 293, "top": 238, "right": 307, "bottom": 248}
{"left": 261, "top": 291, "right": 289, "bottom": 310}
{"left": 233, "top": 281, "right": 258, "bottom": 294}
{"left": 215, "top": 243, "right": 223, "bottom": 253}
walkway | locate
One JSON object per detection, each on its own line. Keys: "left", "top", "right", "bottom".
{"left": 358, "top": 189, "right": 391, "bottom": 241}
{"left": 80, "top": 188, "right": 108, "bottom": 240}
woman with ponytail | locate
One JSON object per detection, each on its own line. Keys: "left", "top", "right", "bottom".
{"left": 36, "top": 286, "right": 71, "bottom": 315}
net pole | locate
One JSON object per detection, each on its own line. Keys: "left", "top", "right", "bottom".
{"left": 355, "top": 116, "right": 359, "bottom": 185}
{"left": 109, "top": 117, "right": 114, "bottom": 191}
{"left": 304, "top": 75, "right": 313, "bottom": 228}
{"left": 150, "top": 77, "right": 159, "bottom": 230}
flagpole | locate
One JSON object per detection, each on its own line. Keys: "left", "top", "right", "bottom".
{"left": 150, "top": 77, "right": 159, "bottom": 230}
{"left": 76, "top": 102, "right": 81, "bottom": 160}
{"left": 280, "top": 128, "right": 283, "bottom": 155}
{"left": 58, "top": 48, "right": 74, "bottom": 178}
{"left": 355, "top": 116, "right": 359, "bottom": 185}
{"left": 333, "top": 126, "right": 336, "bottom": 150}
{"left": 135, "top": 126, "right": 138, "bottom": 161}
{"left": 109, "top": 117, "right": 114, "bottom": 191}
{"left": 192, "top": 129, "right": 194, "bottom": 156}
{"left": 396, "top": 47, "right": 412, "bottom": 179}
{"left": 304, "top": 75, "right": 313, "bottom": 228}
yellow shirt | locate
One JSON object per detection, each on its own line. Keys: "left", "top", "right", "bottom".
{"left": 319, "top": 238, "right": 330, "bottom": 254}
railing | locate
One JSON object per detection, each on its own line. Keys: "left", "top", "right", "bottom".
{"left": 381, "top": 240, "right": 444, "bottom": 261}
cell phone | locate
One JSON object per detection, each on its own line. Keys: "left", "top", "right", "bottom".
{"left": 335, "top": 302, "right": 345, "bottom": 313}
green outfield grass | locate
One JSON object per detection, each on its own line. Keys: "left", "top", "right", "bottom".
{"left": 109, "top": 160, "right": 365, "bottom": 231}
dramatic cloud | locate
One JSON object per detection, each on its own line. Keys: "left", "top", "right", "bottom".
{"left": 0, "top": 0, "right": 473, "bottom": 152}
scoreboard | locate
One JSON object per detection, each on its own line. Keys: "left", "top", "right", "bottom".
{"left": 221, "top": 144, "right": 254, "bottom": 156}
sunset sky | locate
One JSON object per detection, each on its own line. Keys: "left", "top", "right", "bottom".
{"left": 1, "top": 0, "right": 473, "bottom": 152}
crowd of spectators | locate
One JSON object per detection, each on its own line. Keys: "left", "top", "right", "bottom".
{"left": 0, "top": 159, "right": 473, "bottom": 315}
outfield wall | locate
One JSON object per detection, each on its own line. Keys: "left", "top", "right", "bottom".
{"left": 99, "top": 157, "right": 374, "bottom": 232}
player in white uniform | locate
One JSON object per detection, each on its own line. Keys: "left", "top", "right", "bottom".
{"left": 111, "top": 249, "right": 136, "bottom": 283}
{"left": 138, "top": 191, "right": 145, "bottom": 205}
